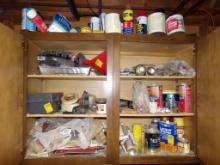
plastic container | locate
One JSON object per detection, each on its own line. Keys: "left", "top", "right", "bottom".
{"left": 105, "top": 13, "right": 121, "bottom": 33}
{"left": 28, "top": 93, "right": 63, "bottom": 114}
{"left": 90, "top": 17, "right": 100, "bottom": 32}
{"left": 27, "top": 8, "right": 48, "bottom": 32}
{"left": 48, "top": 13, "right": 72, "bottom": 32}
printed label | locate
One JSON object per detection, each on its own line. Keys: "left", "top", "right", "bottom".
{"left": 43, "top": 102, "right": 54, "bottom": 113}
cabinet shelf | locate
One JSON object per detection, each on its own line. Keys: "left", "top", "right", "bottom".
{"left": 120, "top": 112, "right": 195, "bottom": 117}
{"left": 26, "top": 112, "right": 107, "bottom": 118}
{"left": 27, "top": 74, "right": 107, "bottom": 80}
{"left": 23, "top": 155, "right": 106, "bottom": 165}
{"left": 120, "top": 75, "right": 194, "bottom": 80}
{"left": 120, "top": 154, "right": 200, "bottom": 164}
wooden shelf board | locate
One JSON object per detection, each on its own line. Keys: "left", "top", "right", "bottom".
{"left": 120, "top": 75, "right": 194, "bottom": 80}
{"left": 27, "top": 74, "right": 107, "bottom": 80}
{"left": 26, "top": 113, "right": 107, "bottom": 118}
{"left": 22, "top": 155, "right": 106, "bottom": 165}
{"left": 21, "top": 31, "right": 108, "bottom": 41}
{"left": 120, "top": 112, "right": 195, "bottom": 117}
{"left": 21, "top": 31, "right": 196, "bottom": 44}
{"left": 120, "top": 153, "right": 200, "bottom": 164}
{"left": 120, "top": 33, "right": 196, "bottom": 44}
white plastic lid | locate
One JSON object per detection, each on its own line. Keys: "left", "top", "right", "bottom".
{"left": 27, "top": 9, "right": 37, "bottom": 19}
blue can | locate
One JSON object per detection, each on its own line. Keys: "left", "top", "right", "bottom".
{"left": 22, "top": 8, "right": 36, "bottom": 31}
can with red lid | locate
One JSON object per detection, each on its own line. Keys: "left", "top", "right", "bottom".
{"left": 136, "top": 10, "right": 147, "bottom": 34}
{"left": 177, "top": 83, "right": 192, "bottom": 113}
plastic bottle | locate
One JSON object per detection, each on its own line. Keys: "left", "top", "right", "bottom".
{"left": 27, "top": 9, "right": 48, "bottom": 32}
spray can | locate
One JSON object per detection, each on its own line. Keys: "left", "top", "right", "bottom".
{"left": 21, "top": 8, "right": 36, "bottom": 31}
{"left": 27, "top": 8, "right": 48, "bottom": 32}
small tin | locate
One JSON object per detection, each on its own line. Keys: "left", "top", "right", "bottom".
{"left": 148, "top": 12, "right": 166, "bottom": 34}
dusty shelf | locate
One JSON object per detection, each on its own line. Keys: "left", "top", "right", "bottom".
{"left": 120, "top": 75, "right": 194, "bottom": 80}
{"left": 26, "top": 112, "right": 107, "bottom": 118}
{"left": 27, "top": 74, "right": 107, "bottom": 80}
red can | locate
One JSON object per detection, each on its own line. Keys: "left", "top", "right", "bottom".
{"left": 147, "top": 84, "right": 163, "bottom": 109}
{"left": 177, "top": 84, "right": 192, "bottom": 113}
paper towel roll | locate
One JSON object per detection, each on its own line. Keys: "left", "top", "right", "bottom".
{"left": 105, "top": 13, "right": 121, "bottom": 33}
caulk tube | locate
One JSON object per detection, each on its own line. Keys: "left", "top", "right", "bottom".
{"left": 27, "top": 9, "right": 48, "bottom": 32}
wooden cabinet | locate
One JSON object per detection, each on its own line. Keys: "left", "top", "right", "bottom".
{"left": 1, "top": 22, "right": 220, "bottom": 165}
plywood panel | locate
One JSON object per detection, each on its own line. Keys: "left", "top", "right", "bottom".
{"left": 0, "top": 23, "right": 23, "bottom": 165}
{"left": 197, "top": 27, "right": 220, "bottom": 165}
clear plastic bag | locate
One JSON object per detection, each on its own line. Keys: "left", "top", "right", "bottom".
{"left": 25, "top": 118, "right": 102, "bottom": 158}
{"left": 155, "top": 60, "right": 196, "bottom": 77}
{"left": 132, "top": 81, "right": 150, "bottom": 113}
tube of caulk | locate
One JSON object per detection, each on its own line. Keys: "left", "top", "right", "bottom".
{"left": 27, "top": 9, "right": 48, "bottom": 32}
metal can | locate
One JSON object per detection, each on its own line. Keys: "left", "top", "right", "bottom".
{"left": 21, "top": 8, "right": 36, "bottom": 31}
{"left": 166, "top": 14, "right": 185, "bottom": 35}
{"left": 163, "top": 92, "right": 179, "bottom": 113}
{"left": 123, "top": 21, "right": 134, "bottom": 34}
{"left": 147, "top": 84, "right": 163, "bottom": 109}
{"left": 136, "top": 10, "right": 147, "bottom": 34}
{"left": 177, "top": 83, "right": 192, "bottom": 113}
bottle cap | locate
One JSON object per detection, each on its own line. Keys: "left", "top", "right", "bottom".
{"left": 27, "top": 9, "right": 37, "bottom": 19}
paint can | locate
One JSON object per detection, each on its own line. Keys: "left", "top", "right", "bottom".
{"left": 166, "top": 14, "right": 185, "bottom": 35}
{"left": 105, "top": 13, "right": 121, "bottom": 33}
{"left": 21, "top": 8, "right": 36, "bottom": 31}
{"left": 147, "top": 12, "right": 166, "bottom": 34}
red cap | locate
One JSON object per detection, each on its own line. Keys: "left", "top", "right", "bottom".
{"left": 136, "top": 10, "right": 147, "bottom": 17}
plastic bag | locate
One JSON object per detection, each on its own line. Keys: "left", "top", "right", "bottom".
{"left": 25, "top": 118, "right": 102, "bottom": 158}
{"left": 155, "top": 60, "right": 196, "bottom": 77}
{"left": 132, "top": 81, "right": 150, "bottom": 113}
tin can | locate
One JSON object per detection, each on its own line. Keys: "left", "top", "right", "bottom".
{"left": 177, "top": 83, "right": 192, "bottom": 113}
{"left": 123, "top": 21, "right": 134, "bottom": 34}
{"left": 22, "top": 8, "right": 36, "bottom": 31}
{"left": 136, "top": 10, "right": 147, "bottom": 34}
{"left": 163, "top": 92, "right": 179, "bottom": 113}
{"left": 166, "top": 14, "right": 185, "bottom": 35}
{"left": 147, "top": 84, "right": 163, "bottom": 109}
